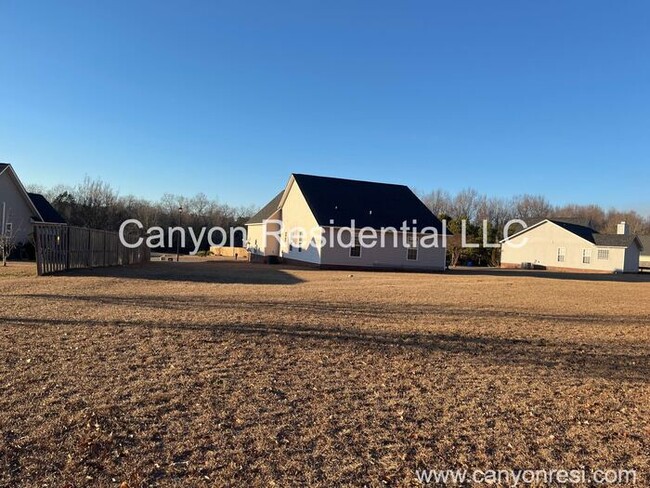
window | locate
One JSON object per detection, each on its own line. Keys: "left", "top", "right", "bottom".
{"left": 557, "top": 247, "right": 566, "bottom": 263}
{"left": 298, "top": 233, "right": 303, "bottom": 252}
{"left": 350, "top": 238, "right": 361, "bottom": 258}
{"left": 598, "top": 249, "right": 609, "bottom": 260}
{"left": 582, "top": 249, "right": 591, "bottom": 264}
{"left": 407, "top": 236, "right": 418, "bottom": 261}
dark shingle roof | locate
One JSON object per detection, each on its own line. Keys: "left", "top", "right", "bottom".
{"left": 543, "top": 218, "right": 639, "bottom": 248}
{"left": 293, "top": 174, "right": 444, "bottom": 232}
{"left": 246, "top": 191, "right": 283, "bottom": 224}
{"left": 638, "top": 235, "right": 650, "bottom": 255}
{"left": 27, "top": 193, "right": 66, "bottom": 224}
{"left": 548, "top": 219, "right": 597, "bottom": 242}
{"left": 0, "top": 163, "right": 8, "bottom": 172}
{"left": 592, "top": 234, "right": 639, "bottom": 247}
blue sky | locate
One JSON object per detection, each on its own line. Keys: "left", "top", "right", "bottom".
{"left": 1, "top": 1, "right": 649, "bottom": 214}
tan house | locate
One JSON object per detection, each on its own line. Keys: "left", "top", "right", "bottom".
{"left": 0, "top": 163, "right": 66, "bottom": 246}
{"left": 500, "top": 218, "right": 642, "bottom": 273}
{"left": 246, "top": 173, "right": 447, "bottom": 271}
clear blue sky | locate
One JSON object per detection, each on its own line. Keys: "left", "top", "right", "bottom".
{"left": 1, "top": 1, "right": 649, "bottom": 214}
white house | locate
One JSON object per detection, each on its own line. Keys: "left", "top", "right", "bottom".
{"left": 500, "top": 218, "right": 642, "bottom": 273}
{"left": 246, "top": 173, "right": 448, "bottom": 271}
{"left": 0, "top": 163, "right": 66, "bottom": 246}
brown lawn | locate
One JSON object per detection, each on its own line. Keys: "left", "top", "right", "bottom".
{"left": 1, "top": 261, "right": 649, "bottom": 487}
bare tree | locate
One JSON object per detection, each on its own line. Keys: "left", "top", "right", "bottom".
{"left": 451, "top": 188, "right": 481, "bottom": 221}
{"left": 512, "top": 194, "right": 553, "bottom": 221}
{"left": 1, "top": 205, "right": 25, "bottom": 266}
{"left": 421, "top": 189, "right": 452, "bottom": 217}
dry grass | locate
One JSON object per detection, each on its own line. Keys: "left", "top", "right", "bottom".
{"left": 1, "top": 261, "right": 649, "bottom": 487}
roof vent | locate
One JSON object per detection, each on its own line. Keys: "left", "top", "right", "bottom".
{"left": 617, "top": 221, "right": 629, "bottom": 235}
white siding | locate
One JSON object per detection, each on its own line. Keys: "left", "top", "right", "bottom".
{"left": 0, "top": 169, "right": 37, "bottom": 244}
{"left": 246, "top": 224, "right": 265, "bottom": 255}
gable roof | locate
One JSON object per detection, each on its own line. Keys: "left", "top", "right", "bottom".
{"left": 638, "top": 235, "right": 649, "bottom": 255}
{"left": 592, "top": 234, "right": 639, "bottom": 248}
{"left": 502, "top": 218, "right": 641, "bottom": 249}
{"left": 548, "top": 219, "right": 597, "bottom": 242}
{"left": 246, "top": 191, "right": 283, "bottom": 224}
{"left": 27, "top": 193, "right": 66, "bottom": 224}
{"left": 0, "top": 163, "right": 44, "bottom": 221}
{"left": 290, "top": 173, "right": 445, "bottom": 232}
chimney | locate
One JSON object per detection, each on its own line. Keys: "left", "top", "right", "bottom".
{"left": 616, "top": 221, "right": 629, "bottom": 235}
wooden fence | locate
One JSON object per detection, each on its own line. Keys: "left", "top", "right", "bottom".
{"left": 34, "top": 223, "right": 150, "bottom": 276}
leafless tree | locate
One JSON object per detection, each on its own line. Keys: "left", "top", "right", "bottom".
{"left": 512, "top": 194, "right": 553, "bottom": 221}
{"left": 421, "top": 189, "right": 452, "bottom": 217}
{"left": 0, "top": 206, "right": 25, "bottom": 266}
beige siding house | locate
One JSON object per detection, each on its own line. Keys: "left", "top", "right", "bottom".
{"left": 500, "top": 219, "right": 642, "bottom": 273}
{"left": 0, "top": 163, "right": 66, "bottom": 247}
{"left": 245, "top": 174, "right": 448, "bottom": 271}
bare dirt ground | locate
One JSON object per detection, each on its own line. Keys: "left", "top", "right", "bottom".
{"left": 1, "top": 261, "right": 649, "bottom": 487}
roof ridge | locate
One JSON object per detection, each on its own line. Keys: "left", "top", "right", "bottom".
{"left": 292, "top": 173, "right": 410, "bottom": 189}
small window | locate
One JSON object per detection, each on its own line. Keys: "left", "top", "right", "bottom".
{"left": 582, "top": 249, "right": 591, "bottom": 264}
{"left": 598, "top": 249, "right": 609, "bottom": 260}
{"left": 5, "top": 223, "right": 12, "bottom": 236}
{"left": 557, "top": 247, "right": 566, "bottom": 263}
{"left": 350, "top": 238, "right": 361, "bottom": 258}
{"left": 407, "top": 236, "right": 418, "bottom": 261}
{"left": 298, "top": 233, "right": 303, "bottom": 252}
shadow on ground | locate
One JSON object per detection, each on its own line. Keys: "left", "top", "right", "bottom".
{"left": 450, "top": 266, "right": 650, "bottom": 283}
{"left": 63, "top": 261, "right": 304, "bottom": 285}
{"left": 5, "top": 314, "right": 649, "bottom": 383}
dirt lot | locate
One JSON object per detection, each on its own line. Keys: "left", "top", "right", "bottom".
{"left": 1, "top": 261, "right": 649, "bottom": 487}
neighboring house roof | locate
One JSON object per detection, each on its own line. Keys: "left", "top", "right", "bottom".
{"left": 503, "top": 218, "right": 642, "bottom": 249}
{"left": 0, "top": 163, "right": 44, "bottom": 222}
{"left": 291, "top": 173, "right": 445, "bottom": 232}
{"left": 592, "top": 234, "right": 639, "bottom": 247}
{"left": 246, "top": 191, "right": 283, "bottom": 224}
{"left": 638, "top": 235, "right": 650, "bottom": 255}
{"left": 27, "top": 193, "right": 66, "bottom": 224}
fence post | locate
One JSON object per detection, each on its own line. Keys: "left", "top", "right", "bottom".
{"left": 34, "top": 225, "right": 42, "bottom": 276}
{"left": 65, "top": 226, "right": 70, "bottom": 271}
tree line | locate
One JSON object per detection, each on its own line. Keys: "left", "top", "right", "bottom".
{"left": 418, "top": 188, "right": 650, "bottom": 266}
{"left": 27, "top": 178, "right": 650, "bottom": 262}
{"left": 27, "top": 178, "right": 257, "bottom": 253}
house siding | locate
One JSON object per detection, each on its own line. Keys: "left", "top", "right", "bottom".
{"left": 0, "top": 169, "right": 37, "bottom": 244}
{"left": 501, "top": 221, "right": 632, "bottom": 273}
{"left": 279, "top": 180, "right": 321, "bottom": 265}
{"left": 623, "top": 244, "right": 640, "bottom": 272}
{"left": 320, "top": 229, "right": 446, "bottom": 271}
